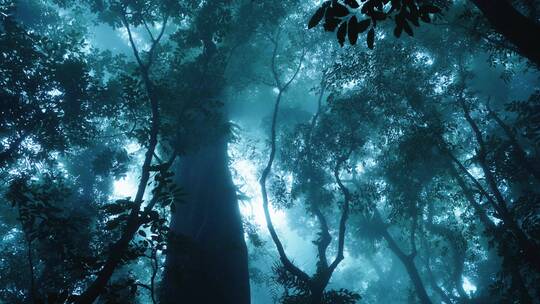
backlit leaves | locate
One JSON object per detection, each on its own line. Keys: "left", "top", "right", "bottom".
{"left": 308, "top": 0, "right": 441, "bottom": 48}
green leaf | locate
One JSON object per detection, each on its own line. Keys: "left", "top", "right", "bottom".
{"left": 337, "top": 22, "right": 347, "bottom": 46}
{"left": 309, "top": 5, "right": 327, "bottom": 29}
{"left": 403, "top": 20, "right": 413, "bottom": 36}
{"left": 348, "top": 16, "right": 359, "bottom": 45}
{"left": 366, "top": 28, "right": 374, "bottom": 49}
{"left": 371, "top": 11, "right": 386, "bottom": 21}
{"left": 357, "top": 19, "right": 371, "bottom": 33}
{"left": 330, "top": 2, "right": 349, "bottom": 17}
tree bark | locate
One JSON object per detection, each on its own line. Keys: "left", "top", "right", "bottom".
{"left": 161, "top": 138, "right": 250, "bottom": 304}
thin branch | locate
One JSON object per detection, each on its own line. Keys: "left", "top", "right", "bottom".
{"left": 282, "top": 48, "right": 306, "bottom": 92}
{"left": 440, "top": 143, "right": 503, "bottom": 216}
{"left": 409, "top": 212, "right": 418, "bottom": 259}
{"left": 448, "top": 163, "right": 497, "bottom": 232}
{"left": 329, "top": 147, "right": 353, "bottom": 272}
{"left": 121, "top": 11, "right": 146, "bottom": 71}
{"left": 142, "top": 18, "right": 155, "bottom": 42}
{"left": 146, "top": 14, "right": 169, "bottom": 69}
{"left": 486, "top": 103, "right": 540, "bottom": 180}
{"left": 259, "top": 32, "right": 309, "bottom": 283}
{"left": 152, "top": 152, "right": 163, "bottom": 164}
{"left": 269, "top": 32, "right": 282, "bottom": 89}
{"left": 457, "top": 93, "right": 510, "bottom": 215}
{"left": 134, "top": 283, "right": 152, "bottom": 292}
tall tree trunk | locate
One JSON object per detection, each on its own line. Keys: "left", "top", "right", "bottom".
{"left": 161, "top": 138, "right": 250, "bottom": 304}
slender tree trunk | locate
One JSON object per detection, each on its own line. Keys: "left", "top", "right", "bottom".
{"left": 162, "top": 138, "right": 250, "bottom": 304}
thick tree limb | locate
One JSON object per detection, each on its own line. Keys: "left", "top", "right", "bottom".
{"left": 470, "top": 0, "right": 540, "bottom": 68}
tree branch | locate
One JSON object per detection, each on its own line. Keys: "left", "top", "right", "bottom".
{"left": 121, "top": 11, "right": 146, "bottom": 71}
{"left": 142, "top": 17, "right": 155, "bottom": 42}
{"left": 329, "top": 148, "right": 353, "bottom": 272}
{"left": 259, "top": 33, "right": 309, "bottom": 283}
{"left": 486, "top": 103, "right": 540, "bottom": 180}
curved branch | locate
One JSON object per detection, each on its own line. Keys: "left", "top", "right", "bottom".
{"left": 142, "top": 18, "right": 155, "bottom": 42}
{"left": 121, "top": 12, "right": 145, "bottom": 71}
{"left": 259, "top": 38, "right": 309, "bottom": 283}
{"left": 268, "top": 31, "right": 305, "bottom": 92}
{"left": 269, "top": 33, "right": 282, "bottom": 89}
{"left": 329, "top": 149, "right": 353, "bottom": 272}
{"left": 146, "top": 14, "right": 168, "bottom": 69}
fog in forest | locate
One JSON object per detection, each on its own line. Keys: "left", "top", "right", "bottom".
{"left": 1, "top": 0, "right": 539, "bottom": 303}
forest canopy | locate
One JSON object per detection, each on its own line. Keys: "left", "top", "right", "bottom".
{"left": 0, "top": 0, "right": 539, "bottom": 303}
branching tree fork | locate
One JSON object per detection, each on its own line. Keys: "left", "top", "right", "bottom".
{"left": 258, "top": 29, "right": 357, "bottom": 304}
